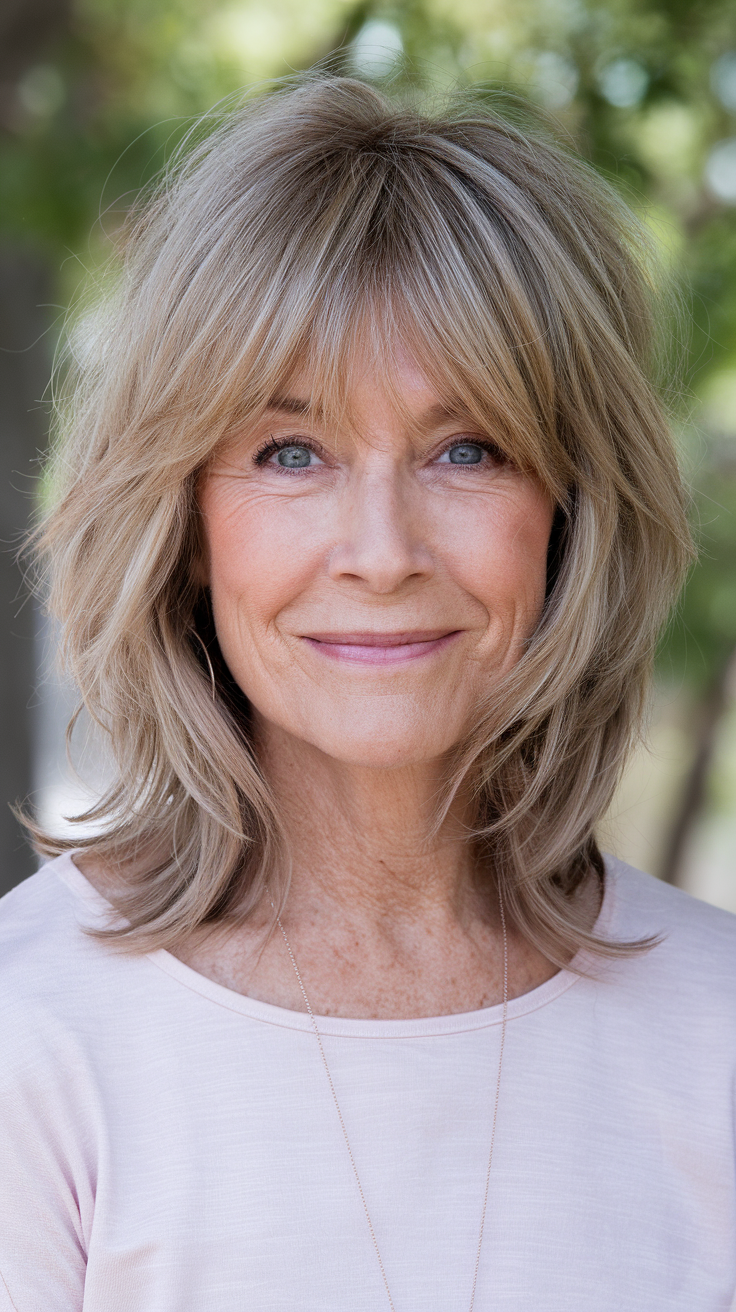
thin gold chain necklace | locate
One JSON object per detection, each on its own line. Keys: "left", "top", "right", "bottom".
{"left": 272, "top": 889, "right": 508, "bottom": 1312}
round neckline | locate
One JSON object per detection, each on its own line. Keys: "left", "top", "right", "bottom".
{"left": 56, "top": 852, "right": 618, "bottom": 1039}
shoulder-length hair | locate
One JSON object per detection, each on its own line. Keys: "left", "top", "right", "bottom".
{"left": 31, "top": 76, "right": 692, "bottom": 962}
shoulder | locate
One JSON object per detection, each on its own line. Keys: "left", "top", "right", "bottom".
{"left": 0, "top": 854, "right": 130, "bottom": 1081}
{"left": 601, "top": 855, "right": 736, "bottom": 1019}
{"left": 0, "top": 856, "right": 81, "bottom": 979}
{"left": 605, "top": 854, "right": 736, "bottom": 953}
{"left": 0, "top": 852, "right": 101, "bottom": 979}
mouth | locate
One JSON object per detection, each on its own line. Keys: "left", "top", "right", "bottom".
{"left": 301, "top": 630, "right": 462, "bottom": 665}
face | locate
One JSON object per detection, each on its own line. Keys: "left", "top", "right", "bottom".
{"left": 199, "top": 352, "right": 554, "bottom": 769}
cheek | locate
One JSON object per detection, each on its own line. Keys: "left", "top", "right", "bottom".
{"left": 199, "top": 483, "right": 322, "bottom": 636}
{"left": 449, "top": 486, "right": 553, "bottom": 625}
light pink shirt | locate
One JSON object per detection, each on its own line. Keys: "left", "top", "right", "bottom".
{"left": 1, "top": 852, "right": 735, "bottom": 1310}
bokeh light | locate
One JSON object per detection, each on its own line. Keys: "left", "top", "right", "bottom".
{"left": 705, "top": 139, "right": 736, "bottom": 203}
{"left": 598, "top": 57, "right": 649, "bottom": 108}
{"left": 711, "top": 51, "right": 736, "bottom": 112}
{"left": 351, "top": 21, "right": 404, "bottom": 80}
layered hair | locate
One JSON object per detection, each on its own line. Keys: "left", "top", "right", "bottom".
{"left": 31, "top": 76, "right": 692, "bottom": 961}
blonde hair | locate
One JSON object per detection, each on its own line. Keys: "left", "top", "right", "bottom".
{"left": 31, "top": 76, "right": 692, "bottom": 962}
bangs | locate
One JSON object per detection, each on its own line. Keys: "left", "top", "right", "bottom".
{"left": 208, "top": 148, "right": 574, "bottom": 503}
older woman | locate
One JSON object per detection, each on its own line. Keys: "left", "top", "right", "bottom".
{"left": 1, "top": 76, "right": 734, "bottom": 1312}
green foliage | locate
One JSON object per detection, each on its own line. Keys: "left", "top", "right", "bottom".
{"left": 661, "top": 463, "right": 736, "bottom": 685}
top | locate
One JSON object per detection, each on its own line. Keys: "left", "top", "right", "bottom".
{"left": 1, "top": 851, "right": 735, "bottom": 1312}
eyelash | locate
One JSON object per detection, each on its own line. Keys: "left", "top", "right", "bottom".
{"left": 253, "top": 435, "right": 321, "bottom": 466}
{"left": 252, "top": 435, "right": 508, "bottom": 468}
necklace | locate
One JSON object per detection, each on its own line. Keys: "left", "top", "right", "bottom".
{"left": 273, "top": 888, "right": 508, "bottom": 1312}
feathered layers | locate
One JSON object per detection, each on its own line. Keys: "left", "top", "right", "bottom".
{"left": 30, "top": 77, "right": 693, "bottom": 962}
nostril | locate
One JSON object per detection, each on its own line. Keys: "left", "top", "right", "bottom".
{"left": 327, "top": 527, "right": 434, "bottom": 591}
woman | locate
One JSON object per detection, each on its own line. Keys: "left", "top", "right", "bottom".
{"left": 1, "top": 76, "right": 735, "bottom": 1311}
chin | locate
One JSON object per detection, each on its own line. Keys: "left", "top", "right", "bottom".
{"left": 301, "top": 719, "right": 460, "bottom": 771}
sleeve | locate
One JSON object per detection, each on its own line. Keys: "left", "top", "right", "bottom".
{"left": 0, "top": 1018, "right": 92, "bottom": 1312}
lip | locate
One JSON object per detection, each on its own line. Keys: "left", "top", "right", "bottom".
{"left": 301, "top": 630, "right": 462, "bottom": 665}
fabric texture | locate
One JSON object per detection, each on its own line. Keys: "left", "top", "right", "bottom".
{"left": 1, "top": 851, "right": 735, "bottom": 1311}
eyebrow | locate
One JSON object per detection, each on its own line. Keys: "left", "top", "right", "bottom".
{"left": 265, "top": 394, "right": 318, "bottom": 417}
{"left": 265, "top": 395, "right": 475, "bottom": 428}
{"left": 416, "top": 401, "right": 475, "bottom": 427}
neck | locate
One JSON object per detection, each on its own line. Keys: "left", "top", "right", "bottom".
{"left": 156, "top": 720, "right": 562, "bottom": 1020}
{"left": 256, "top": 717, "right": 482, "bottom": 930}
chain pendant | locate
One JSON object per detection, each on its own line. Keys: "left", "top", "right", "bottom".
{"left": 271, "top": 888, "right": 509, "bottom": 1312}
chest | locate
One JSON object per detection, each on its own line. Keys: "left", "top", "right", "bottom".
{"left": 79, "top": 1011, "right": 736, "bottom": 1311}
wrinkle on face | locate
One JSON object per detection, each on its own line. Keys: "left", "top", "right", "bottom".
{"left": 199, "top": 347, "right": 554, "bottom": 772}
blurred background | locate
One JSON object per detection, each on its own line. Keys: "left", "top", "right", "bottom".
{"left": 1, "top": 0, "right": 735, "bottom": 903}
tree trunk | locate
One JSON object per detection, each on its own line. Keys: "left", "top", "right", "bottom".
{"left": 0, "top": 0, "right": 71, "bottom": 894}
{"left": 659, "top": 644, "right": 736, "bottom": 887}
{"left": 0, "top": 251, "right": 52, "bottom": 893}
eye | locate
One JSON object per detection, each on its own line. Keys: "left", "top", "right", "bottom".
{"left": 254, "top": 438, "right": 324, "bottom": 469}
{"left": 444, "top": 442, "right": 484, "bottom": 465}
{"left": 438, "top": 440, "right": 505, "bottom": 467}
{"left": 274, "top": 445, "right": 317, "bottom": 468}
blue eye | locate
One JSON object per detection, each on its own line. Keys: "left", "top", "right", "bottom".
{"left": 275, "top": 446, "right": 313, "bottom": 468}
{"left": 254, "top": 437, "right": 325, "bottom": 470}
{"left": 447, "top": 443, "right": 484, "bottom": 465}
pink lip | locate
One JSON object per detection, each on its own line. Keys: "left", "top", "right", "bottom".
{"left": 301, "top": 630, "right": 461, "bottom": 665}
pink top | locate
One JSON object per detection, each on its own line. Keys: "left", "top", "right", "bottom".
{"left": 1, "top": 852, "right": 735, "bottom": 1310}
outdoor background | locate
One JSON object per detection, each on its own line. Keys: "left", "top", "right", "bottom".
{"left": 1, "top": 0, "right": 735, "bottom": 904}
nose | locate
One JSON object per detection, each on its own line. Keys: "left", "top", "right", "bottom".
{"left": 328, "top": 465, "right": 434, "bottom": 594}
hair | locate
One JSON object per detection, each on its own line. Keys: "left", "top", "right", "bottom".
{"left": 29, "top": 75, "right": 693, "bottom": 963}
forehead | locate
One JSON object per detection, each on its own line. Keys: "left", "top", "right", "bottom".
{"left": 265, "top": 348, "right": 478, "bottom": 435}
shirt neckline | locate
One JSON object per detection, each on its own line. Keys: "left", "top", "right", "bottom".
{"left": 55, "top": 851, "right": 618, "bottom": 1039}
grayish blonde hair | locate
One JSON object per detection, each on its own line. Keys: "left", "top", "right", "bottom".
{"left": 31, "top": 76, "right": 693, "bottom": 962}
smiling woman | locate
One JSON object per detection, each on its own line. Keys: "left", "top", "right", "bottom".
{"left": 200, "top": 361, "right": 553, "bottom": 781}
{"left": 1, "top": 75, "right": 735, "bottom": 1312}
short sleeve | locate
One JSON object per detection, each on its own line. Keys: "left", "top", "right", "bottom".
{"left": 0, "top": 1019, "right": 93, "bottom": 1312}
